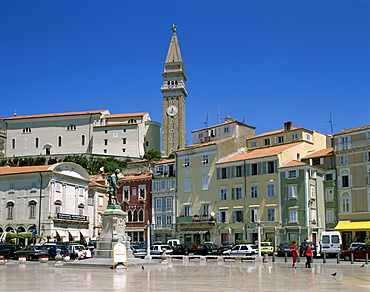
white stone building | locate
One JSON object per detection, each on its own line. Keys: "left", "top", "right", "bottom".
{"left": 3, "top": 110, "right": 160, "bottom": 159}
{"left": 0, "top": 162, "right": 91, "bottom": 243}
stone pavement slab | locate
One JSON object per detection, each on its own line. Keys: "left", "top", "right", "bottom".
{"left": 1, "top": 257, "right": 370, "bottom": 291}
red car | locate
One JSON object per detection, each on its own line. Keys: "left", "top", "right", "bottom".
{"left": 340, "top": 244, "right": 370, "bottom": 261}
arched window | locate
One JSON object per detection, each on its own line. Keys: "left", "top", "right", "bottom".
{"left": 127, "top": 210, "right": 132, "bottom": 222}
{"left": 81, "top": 135, "right": 85, "bottom": 146}
{"left": 57, "top": 136, "right": 62, "bottom": 147}
{"left": 6, "top": 202, "right": 14, "bottom": 219}
{"left": 11, "top": 138, "right": 16, "bottom": 149}
{"left": 133, "top": 209, "right": 138, "bottom": 222}
{"left": 35, "top": 137, "right": 39, "bottom": 148}
{"left": 138, "top": 209, "right": 144, "bottom": 222}
{"left": 29, "top": 201, "right": 37, "bottom": 218}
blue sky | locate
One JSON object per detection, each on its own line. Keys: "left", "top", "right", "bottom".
{"left": 1, "top": 0, "right": 369, "bottom": 145}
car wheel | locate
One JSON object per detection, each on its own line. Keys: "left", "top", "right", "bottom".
{"left": 343, "top": 255, "right": 351, "bottom": 261}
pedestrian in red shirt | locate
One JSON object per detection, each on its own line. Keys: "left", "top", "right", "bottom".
{"left": 304, "top": 245, "right": 313, "bottom": 268}
{"left": 290, "top": 241, "right": 299, "bottom": 268}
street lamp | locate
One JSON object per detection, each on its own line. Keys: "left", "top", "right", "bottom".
{"left": 145, "top": 220, "right": 154, "bottom": 259}
{"left": 255, "top": 220, "right": 264, "bottom": 257}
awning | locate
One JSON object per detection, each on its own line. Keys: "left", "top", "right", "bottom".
{"left": 334, "top": 220, "right": 370, "bottom": 231}
{"left": 79, "top": 230, "right": 89, "bottom": 238}
{"left": 56, "top": 230, "right": 67, "bottom": 237}
{"left": 68, "top": 230, "right": 80, "bottom": 238}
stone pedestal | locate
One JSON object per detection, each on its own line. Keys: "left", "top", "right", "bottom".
{"left": 95, "top": 205, "right": 131, "bottom": 258}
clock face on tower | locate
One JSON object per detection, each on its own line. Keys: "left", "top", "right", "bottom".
{"left": 167, "top": 105, "right": 178, "bottom": 116}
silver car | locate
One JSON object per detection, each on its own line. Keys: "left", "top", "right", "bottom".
{"left": 223, "top": 244, "right": 258, "bottom": 256}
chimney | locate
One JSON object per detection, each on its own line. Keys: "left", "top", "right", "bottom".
{"left": 284, "top": 121, "right": 292, "bottom": 131}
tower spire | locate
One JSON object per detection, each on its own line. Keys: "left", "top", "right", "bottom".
{"left": 161, "top": 25, "right": 187, "bottom": 157}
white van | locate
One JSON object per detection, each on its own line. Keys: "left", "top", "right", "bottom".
{"left": 320, "top": 231, "right": 342, "bottom": 256}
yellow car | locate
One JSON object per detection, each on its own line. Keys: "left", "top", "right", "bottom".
{"left": 260, "top": 242, "right": 274, "bottom": 254}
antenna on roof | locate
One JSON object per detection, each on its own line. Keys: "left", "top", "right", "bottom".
{"left": 325, "top": 112, "right": 338, "bottom": 135}
{"left": 213, "top": 105, "right": 221, "bottom": 124}
{"left": 200, "top": 113, "right": 210, "bottom": 127}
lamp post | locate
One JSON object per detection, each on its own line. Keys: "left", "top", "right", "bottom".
{"left": 255, "top": 220, "right": 264, "bottom": 257}
{"left": 145, "top": 220, "right": 153, "bottom": 259}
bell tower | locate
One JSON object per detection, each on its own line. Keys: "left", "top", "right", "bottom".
{"left": 161, "top": 24, "right": 187, "bottom": 157}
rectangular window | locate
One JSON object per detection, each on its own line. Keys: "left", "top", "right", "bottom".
{"left": 98, "top": 196, "right": 103, "bottom": 207}
{"left": 88, "top": 196, "right": 93, "bottom": 206}
{"left": 289, "top": 209, "right": 298, "bottom": 222}
{"left": 217, "top": 210, "right": 228, "bottom": 223}
{"left": 267, "top": 208, "right": 276, "bottom": 221}
{"left": 325, "top": 188, "right": 334, "bottom": 201}
{"left": 202, "top": 204, "right": 210, "bottom": 216}
{"left": 29, "top": 204, "right": 36, "bottom": 218}
{"left": 184, "top": 158, "right": 190, "bottom": 168}
{"left": 251, "top": 140, "right": 257, "bottom": 148}
{"left": 236, "top": 165, "right": 243, "bottom": 177}
{"left": 122, "top": 138, "right": 127, "bottom": 144}
{"left": 326, "top": 209, "right": 334, "bottom": 223}
{"left": 276, "top": 135, "right": 284, "bottom": 143}
{"left": 104, "top": 139, "right": 108, "bottom": 146}
{"left": 31, "top": 182, "right": 37, "bottom": 191}
{"left": 156, "top": 216, "right": 162, "bottom": 226}
{"left": 288, "top": 185, "right": 298, "bottom": 198}
{"left": 311, "top": 209, "right": 316, "bottom": 222}
{"left": 78, "top": 206, "right": 84, "bottom": 216}
{"left": 132, "top": 188, "right": 137, "bottom": 196}
{"left": 292, "top": 132, "right": 299, "bottom": 140}
{"left": 123, "top": 186, "right": 130, "bottom": 201}
{"left": 232, "top": 186, "right": 242, "bottom": 200}
{"left": 266, "top": 183, "right": 275, "bottom": 197}
{"left": 166, "top": 197, "right": 172, "bottom": 211}
{"left": 138, "top": 185, "right": 146, "bottom": 200}
{"left": 202, "top": 155, "right": 209, "bottom": 165}
{"left": 184, "top": 179, "right": 191, "bottom": 192}
{"left": 55, "top": 183, "right": 61, "bottom": 192}
{"left": 342, "top": 175, "right": 349, "bottom": 187}
{"left": 9, "top": 184, "right": 14, "bottom": 192}
{"left": 155, "top": 198, "right": 162, "bottom": 212}
{"left": 184, "top": 205, "right": 190, "bottom": 216}
{"left": 251, "top": 163, "right": 258, "bottom": 175}
{"left": 224, "top": 126, "right": 230, "bottom": 133}
{"left": 267, "top": 161, "right": 275, "bottom": 174}
{"left": 251, "top": 208, "right": 259, "bottom": 222}
{"left": 288, "top": 170, "right": 298, "bottom": 178}
{"left": 7, "top": 204, "right": 14, "bottom": 219}
{"left": 341, "top": 155, "right": 348, "bottom": 165}
{"left": 263, "top": 138, "right": 270, "bottom": 146}
{"left": 166, "top": 215, "right": 172, "bottom": 226}
{"left": 325, "top": 173, "right": 333, "bottom": 181}
{"left": 310, "top": 186, "right": 316, "bottom": 199}
{"left": 220, "top": 188, "right": 228, "bottom": 201}
{"left": 233, "top": 210, "right": 243, "bottom": 223}
{"left": 202, "top": 176, "right": 210, "bottom": 190}
{"left": 250, "top": 185, "right": 258, "bottom": 198}
{"left": 305, "top": 133, "right": 311, "bottom": 141}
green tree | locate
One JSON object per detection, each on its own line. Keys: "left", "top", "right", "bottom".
{"left": 143, "top": 149, "right": 161, "bottom": 161}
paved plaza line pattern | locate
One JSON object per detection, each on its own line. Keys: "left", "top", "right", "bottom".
{"left": 1, "top": 259, "right": 370, "bottom": 291}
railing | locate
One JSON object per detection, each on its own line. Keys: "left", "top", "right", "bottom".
{"left": 335, "top": 139, "right": 370, "bottom": 151}
{"left": 176, "top": 216, "right": 215, "bottom": 223}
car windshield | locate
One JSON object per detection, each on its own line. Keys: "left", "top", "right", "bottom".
{"left": 250, "top": 245, "right": 258, "bottom": 249}
{"left": 261, "top": 243, "right": 271, "bottom": 246}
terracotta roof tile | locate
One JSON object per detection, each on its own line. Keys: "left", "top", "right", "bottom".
{"left": 218, "top": 142, "right": 303, "bottom": 164}
{"left": 250, "top": 127, "right": 303, "bottom": 138}
{"left": 154, "top": 159, "right": 175, "bottom": 165}
{"left": 279, "top": 160, "right": 309, "bottom": 169}
{"left": 176, "top": 137, "right": 234, "bottom": 152}
{"left": 0, "top": 165, "right": 51, "bottom": 175}
{"left": 334, "top": 125, "right": 370, "bottom": 135}
{"left": 192, "top": 120, "right": 255, "bottom": 133}
{"left": 118, "top": 172, "right": 153, "bottom": 181}
{"left": 303, "top": 147, "right": 334, "bottom": 159}
{"left": 5, "top": 110, "right": 108, "bottom": 120}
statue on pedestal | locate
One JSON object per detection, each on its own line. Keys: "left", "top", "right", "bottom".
{"left": 107, "top": 169, "right": 120, "bottom": 205}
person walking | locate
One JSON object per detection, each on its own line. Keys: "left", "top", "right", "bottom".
{"left": 290, "top": 241, "right": 299, "bottom": 268}
{"left": 304, "top": 244, "right": 313, "bottom": 268}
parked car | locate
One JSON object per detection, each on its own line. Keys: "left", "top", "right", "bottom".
{"left": 260, "top": 242, "right": 274, "bottom": 254}
{"left": 223, "top": 244, "right": 257, "bottom": 256}
{"left": 348, "top": 242, "right": 365, "bottom": 250}
{"left": 0, "top": 244, "right": 21, "bottom": 259}
{"left": 172, "top": 244, "right": 197, "bottom": 255}
{"left": 42, "top": 243, "right": 69, "bottom": 259}
{"left": 276, "top": 243, "right": 292, "bottom": 257}
{"left": 219, "top": 242, "right": 234, "bottom": 253}
{"left": 131, "top": 245, "right": 147, "bottom": 259}
{"left": 194, "top": 243, "right": 220, "bottom": 256}
{"left": 150, "top": 244, "right": 173, "bottom": 256}
{"left": 67, "top": 244, "right": 86, "bottom": 259}
{"left": 300, "top": 241, "right": 318, "bottom": 257}
{"left": 320, "top": 231, "right": 342, "bottom": 257}
{"left": 14, "top": 245, "right": 49, "bottom": 261}
{"left": 340, "top": 244, "right": 370, "bottom": 261}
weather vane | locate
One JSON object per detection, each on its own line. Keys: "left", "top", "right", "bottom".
{"left": 171, "top": 23, "right": 177, "bottom": 34}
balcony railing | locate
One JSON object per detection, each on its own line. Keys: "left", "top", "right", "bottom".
{"left": 335, "top": 139, "right": 370, "bottom": 151}
{"left": 176, "top": 215, "right": 215, "bottom": 223}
